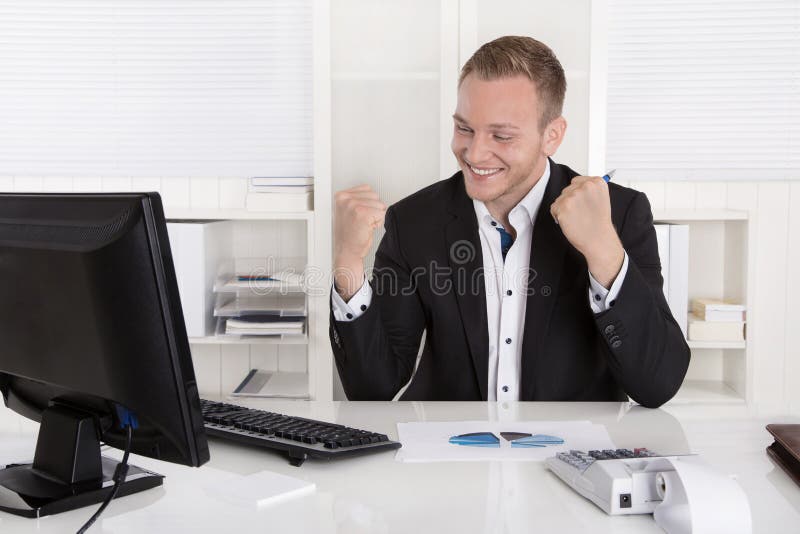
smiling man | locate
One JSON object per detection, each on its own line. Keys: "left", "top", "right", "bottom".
{"left": 329, "top": 36, "right": 690, "bottom": 407}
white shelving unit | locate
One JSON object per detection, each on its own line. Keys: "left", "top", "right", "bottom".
{"left": 652, "top": 209, "right": 753, "bottom": 405}
{"left": 181, "top": 0, "right": 334, "bottom": 402}
{"left": 177, "top": 210, "right": 328, "bottom": 400}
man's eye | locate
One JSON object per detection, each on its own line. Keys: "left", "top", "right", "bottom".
{"left": 494, "top": 135, "right": 512, "bottom": 142}
{"left": 456, "top": 125, "right": 472, "bottom": 133}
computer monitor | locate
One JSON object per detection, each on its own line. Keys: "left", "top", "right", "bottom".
{"left": 0, "top": 192, "right": 210, "bottom": 518}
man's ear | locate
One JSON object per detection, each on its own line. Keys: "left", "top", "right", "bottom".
{"left": 543, "top": 116, "right": 567, "bottom": 157}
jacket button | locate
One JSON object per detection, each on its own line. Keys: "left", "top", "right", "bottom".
{"left": 604, "top": 324, "right": 615, "bottom": 335}
{"left": 611, "top": 340, "right": 622, "bottom": 349}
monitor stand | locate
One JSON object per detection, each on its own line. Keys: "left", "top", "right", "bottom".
{"left": 0, "top": 403, "right": 163, "bottom": 518}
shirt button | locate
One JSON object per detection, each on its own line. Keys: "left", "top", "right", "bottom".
{"left": 506, "top": 290, "right": 512, "bottom": 296}
{"left": 346, "top": 313, "right": 353, "bottom": 320}
{"left": 594, "top": 294, "right": 602, "bottom": 301}
{"left": 491, "top": 221, "right": 497, "bottom": 226}
{"left": 502, "top": 386, "right": 509, "bottom": 393}
{"left": 609, "top": 300, "right": 616, "bottom": 307}
{"left": 505, "top": 338, "right": 512, "bottom": 344}
{"left": 360, "top": 304, "right": 367, "bottom": 311}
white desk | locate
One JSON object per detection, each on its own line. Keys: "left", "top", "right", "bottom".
{"left": 1, "top": 401, "right": 798, "bottom": 533}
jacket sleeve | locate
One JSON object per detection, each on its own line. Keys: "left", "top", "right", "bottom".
{"left": 593, "top": 192, "right": 691, "bottom": 408}
{"left": 329, "top": 206, "right": 426, "bottom": 400}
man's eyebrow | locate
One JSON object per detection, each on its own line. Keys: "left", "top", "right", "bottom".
{"left": 488, "top": 123, "right": 519, "bottom": 130}
{"left": 452, "top": 114, "right": 519, "bottom": 130}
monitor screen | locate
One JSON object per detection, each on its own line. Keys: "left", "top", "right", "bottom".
{"left": 0, "top": 192, "right": 209, "bottom": 517}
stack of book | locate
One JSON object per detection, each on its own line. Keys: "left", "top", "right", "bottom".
{"left": 246, "top": 176, "right": 313, "bottom": 212}
{"left": 688, "top": 298, "right": 746, "bottom": 342}
{"left": 214, "top": 295, "right": 307, "bottom": 339}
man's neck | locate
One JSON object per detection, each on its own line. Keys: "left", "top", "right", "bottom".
{"left": 485, "top": 158, "right": 548, "bottom": 234}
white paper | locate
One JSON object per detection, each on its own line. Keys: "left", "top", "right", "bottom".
{"left": 395, "top": 420, "right": 615, "bottom": 463}
{"left": 651, "top": 456, "right": 752, "bottom": 534}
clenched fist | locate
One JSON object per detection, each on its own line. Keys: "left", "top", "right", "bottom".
{"left": 550, "top": 176, "right": 624, "bottom": 288}
{"left": 333, "top": 184, "right": 387, "bottom": 300}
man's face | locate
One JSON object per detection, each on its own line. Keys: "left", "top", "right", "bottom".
{"left": 451, "top": 74, "right": 552, "bottom": 205}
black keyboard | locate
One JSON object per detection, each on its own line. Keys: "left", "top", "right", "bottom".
{"left": 199, "top": 399, "right": 402, "bottom": 466}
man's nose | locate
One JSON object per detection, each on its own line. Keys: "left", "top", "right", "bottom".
{"left": 464, "top": 133, "right": 493, "bottom": 165}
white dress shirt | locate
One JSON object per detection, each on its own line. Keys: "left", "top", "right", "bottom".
{"left": 332, "top": 160, "right": 629, "bottom": 400}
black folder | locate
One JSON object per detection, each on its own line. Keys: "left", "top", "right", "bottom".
{"left": 766, "top": 424, "right": 800, "bottom": 487}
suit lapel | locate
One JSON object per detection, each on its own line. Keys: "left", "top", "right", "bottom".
{"left": 445, "top": 175, "right": 489, "bottom": 400}
{"left": 519, "top": 160, "right": 570, "bottom": 399}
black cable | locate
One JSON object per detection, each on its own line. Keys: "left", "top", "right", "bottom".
{"left": 76, "top": 425, "right": 133, "bottom": 534}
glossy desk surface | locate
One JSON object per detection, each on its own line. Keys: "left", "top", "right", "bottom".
{"left": 1, "top": 401, "right": 799, "bottom": 534}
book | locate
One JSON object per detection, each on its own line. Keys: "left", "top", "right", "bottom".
{"left": 245, "top": 191, "right": 313, "bottom": 212}
{"left": 691, "top": 298, "right": 746, "bottom": 322}
{"left": 250, "top": 177, "right": 314, "bottom": 186}
{"left": 687, "top": 313, "right": 745, "bottom": 342}
{"left": 166, "top": 221, "right": 233, "bottom": 337}
{"left": 225, "top": 317, "right": 305, "bottom": 334}
{"left": 667, "top": 225, "right": 689, "bottom": 337}
{"left": 654, "top": 224, "right": 689, "bottom": 337}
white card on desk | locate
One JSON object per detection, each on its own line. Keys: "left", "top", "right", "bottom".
{"left": 206, "top": 470, "right": 316, "bottom": 508}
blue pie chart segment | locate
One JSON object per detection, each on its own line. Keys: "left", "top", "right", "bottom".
{"left": 511, "top": 434, "right": 565, "bottom": 447}
{"left": 449, "top": 432, "right": 501, "bottom": 447}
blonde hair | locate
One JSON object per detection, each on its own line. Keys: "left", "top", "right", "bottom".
{"left": 459, "top": 36, "right": 566, "bottom": 131}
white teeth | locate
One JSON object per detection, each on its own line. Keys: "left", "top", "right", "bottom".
{"left": 470, "top": 165, "right": 501, "bottom": 176}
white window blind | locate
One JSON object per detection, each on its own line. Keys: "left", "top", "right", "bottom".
{"left": 606, "top": 0, "right": 800, "bottom": 181}
{"left": 0, "top": 0, "right": 312, "bottom": 177}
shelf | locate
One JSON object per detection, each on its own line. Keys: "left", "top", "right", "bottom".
{"left": 652, "top": 209, "right": 748, "bottom": 221}
{"left": 669, "top": 379, "right": 745, "bottom": 405}
{"left": 166, "top": 208, "right": 313, "bottom": 221}
{"left": 188, "top": 335, "right": 308, "bottom": 345}
{"left": 687, "top": 340, "right": 746, "bottom": 350}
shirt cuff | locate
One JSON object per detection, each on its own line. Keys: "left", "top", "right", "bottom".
{"left": 588, "top": 252, "right": 629, "bottom": 314}
{"left": 331, "top": 276, "right": 373, "bottom": 322}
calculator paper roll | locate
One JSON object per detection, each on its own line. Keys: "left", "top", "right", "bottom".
{"left": 652, "top": 456, "right": 751, "bottom": 534}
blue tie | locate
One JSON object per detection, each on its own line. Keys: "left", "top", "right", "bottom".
{"left": 496, "top": 227, "right": 513, "bottom": 261}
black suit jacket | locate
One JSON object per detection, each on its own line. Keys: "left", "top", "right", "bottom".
{"left": 330, "top": 159, "right": 690, "bottom": 407}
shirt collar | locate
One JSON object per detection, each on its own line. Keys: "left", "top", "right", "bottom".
{"left": 473, "top": 158, "right": 551, "bottom": 227}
